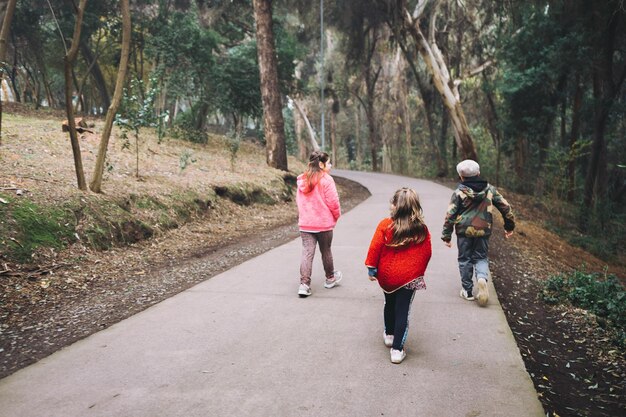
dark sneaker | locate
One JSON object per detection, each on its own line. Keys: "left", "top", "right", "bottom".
{"left": 460, "top": 288, "right": 475, "bottom": 301}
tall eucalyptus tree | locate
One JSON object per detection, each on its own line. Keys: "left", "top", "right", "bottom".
{"left": 253, "top": 0, "right": 288, "bottom": 170}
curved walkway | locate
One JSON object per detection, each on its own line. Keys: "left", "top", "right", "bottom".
{"left": 0, "top": 170, "right": 543, "bottom": 417}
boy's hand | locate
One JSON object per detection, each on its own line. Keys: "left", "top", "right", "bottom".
{"left": 504, "top": 230, "right": 514, "bottom": 239}
{"left": 368, "top": 275, "right": 377, "bottom": 281}
{"left": 444, "top": 241, "right": 452, "bottom": 248}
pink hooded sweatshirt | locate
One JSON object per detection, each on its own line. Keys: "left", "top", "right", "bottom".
{"left": 296, "top": 172, "right": 341, "bottom": 232}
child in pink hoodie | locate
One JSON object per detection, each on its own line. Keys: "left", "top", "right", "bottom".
{"left": 296, "top": 151, "right": 342, "bottom": 297}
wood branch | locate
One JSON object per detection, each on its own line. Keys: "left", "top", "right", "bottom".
{"left": 466, "top": 60, "right": 494, "bottom": 78}
{"left": 90, "top": 0, "right": 130, "bottom": 193}
{"left": 0, "top": 263, "right": 69, "bottom": 279}
{"left": 412, "top": 0, "right": 430, "bottom": 20}
{"left": 26, "top": 263, "right": 68, "bottom": 277}
{"left": 0, "top": 187, "right": 29, "bottom": 193}
{"left": 428, "top": 0, "right": 440, "bottom": 42}
{"left": 287, "top": 96, "right": 320, "bottom": 152}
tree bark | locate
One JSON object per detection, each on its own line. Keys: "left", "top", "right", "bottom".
{"left": 393, "top": 18, "right": 446, "bottom": 176}
{"left": 581, "top": 1, "right": 626, "bottom": 225}
{"left": 330, "top": 97, "right": 338, "bottom": 167}
{"left": 289, "top": 96, "right": 320, "bottom": 152}
{"left": 292, "top": 100, "right": 306, "bottom": 160}
{"left": 567, "top": 75, "right": 583, "bottom": 202}
{"left": 355, "top": 28, "right": 382, "bottom": 172}
{"left": 90, "top": 0, "right": 131, "bottom": 193}
{"left": 80, "top": 41, "right": 111, "bottom": 112}
{"left": 403, "top": 4, "right": 478, "bottom": 162}
{"left": 483, "top": 75, "right": 502, "bottom": 185}
{"left": 355, "top": 104, "right": 362, "bottom": 165}
{"left": 0, "top": 0, "right": 16, "bottom": 144}
{"left": 252, "top": 0, "right": 288, "bottom": 171}
{"left": 64, "top": 0, "right": 88, "bottom": 191}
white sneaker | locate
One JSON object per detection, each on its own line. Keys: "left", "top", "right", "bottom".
{"left": 298, "top": 284, "right": 311, "bottom": 297}
{"left": 390, "top": 348, "right": 406, "bottom": 364}
{"left": 476, "top": 278, "right": 489, "bottom": 306}
{"left": 324, "top": 270, "right": 343, "bottom": 289}
{"left": 460, "top": 288, "right": 475, "bottom": 301}
{"left": 383, "top": 333, "right": 394, "bottom": 347}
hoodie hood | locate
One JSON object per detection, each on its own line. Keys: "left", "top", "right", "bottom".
{"left": 459, "top": 176, "right": 488, "bottom": 201}
{"left": 297, "top": 173, "right": 317, "bottom": 194}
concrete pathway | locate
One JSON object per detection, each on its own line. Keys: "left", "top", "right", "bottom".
{"left": 0, "top": 170, "right": 543, "bottom": 417}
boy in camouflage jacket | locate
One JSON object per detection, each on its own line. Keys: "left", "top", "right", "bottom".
{"left": 441, "top": 160, "right": 515, "bottom": 306}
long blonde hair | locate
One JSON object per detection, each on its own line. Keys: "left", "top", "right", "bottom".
{"left": 388, "top": 188, "right": 427, "bottom": 246}
{"left": 302, "top": 151, "right": 330, "bottom": 192}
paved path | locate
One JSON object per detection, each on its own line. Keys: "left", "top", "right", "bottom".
{"left": 0, "top": 170, "right": 543, "bottom": 417}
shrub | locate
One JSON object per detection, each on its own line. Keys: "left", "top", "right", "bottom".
{"left": 541, "top": 269, "right": 626, "bottom": 347}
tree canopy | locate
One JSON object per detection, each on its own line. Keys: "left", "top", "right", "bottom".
{"left": 1, "top": 0, "right": 624, "bottom": 248}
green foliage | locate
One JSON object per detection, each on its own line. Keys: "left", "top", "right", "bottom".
{"left": 214, "top": 183, "right": 277, "bottom": 206}
{"left": 213, "top": 41, "right": 263, "bottom": 121}
{"left": 495, "top": 4, "right": 592, "bottom": 186}
{"left": 146, "top": 8, "right": 221, "bottom": 101}
{"left": 1, "top": 198, "right": 75, "bottom": 262}
{"left": 170, "top": 106, "right": 209, "bottom": 144}
{"left": 282, "top": 106, "right": 298, "bottom": 156}
{"left": 226, "top": 131, "right": 241, "bottom": 172}
{"left": 541, "top": 269, "right": 626, "bottom": 347}
{"left": 115, "top": 76, "right": 169, "bottom": 176}
{"left": 179, "top": 150, "right": 197, "bottom": 173}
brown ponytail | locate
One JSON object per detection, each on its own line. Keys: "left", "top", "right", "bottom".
{"left": 302, "top": 151, "right": 330, "bottom": 192}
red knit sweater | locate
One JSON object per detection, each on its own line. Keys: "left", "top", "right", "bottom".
{"left": 365, "top": 218, "right": 432, "bottom": 293}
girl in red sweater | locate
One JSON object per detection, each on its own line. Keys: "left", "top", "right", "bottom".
{"left": 365, "top": 188, "right": 432, "bottom": 363}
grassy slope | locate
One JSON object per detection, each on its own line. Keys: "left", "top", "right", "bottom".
{"left": 0, "top": 111, "right": 305, "bottom": 265}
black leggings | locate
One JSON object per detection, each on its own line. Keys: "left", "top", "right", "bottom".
{"left": 384, "top": 287, "right": 416, "bottom": 351}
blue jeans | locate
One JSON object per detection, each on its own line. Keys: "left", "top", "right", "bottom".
{"left": 457, "top": 236, "right": 490, "bottom": 292}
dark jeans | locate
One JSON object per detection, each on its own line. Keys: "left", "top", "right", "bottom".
{"left": 384, "top": 287, "right": 416, "bottom": 351}
{"left": 299, "top": 231, "right": 335, "bottom": 286}
{"left": 457, "top": 236, "right": 490, "bottom": 292}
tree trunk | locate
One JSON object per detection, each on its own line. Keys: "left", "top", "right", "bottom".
{"left": 252, "top": 0, "right": 288, "bottom": 171}
{"left": 80, "top": 41, "right": 111, "bottom": 111}
{"left": 394, "top": 20, "right": 446, "bottom": 176}
{"left": 64, "top": 0, "right": 88, "bottom": 191}
{"left": 581, "top": 1, "right": 625, "bottom": 227}
{"left": 567, "top": 76, "right": 583, "bottom": 202}
{"left": 290, "top": 96, "right": 320, "bottom": 152}
{"left": 402, "top": 78, "right": 412, "bottom": 174}
{"left": 194, "top": 101, "right": 209, "bottom": 131}
{"left": 292, "top": 101, "right": 307, "bottom": 161}
{"left": 0, "top": 0, "right": 17, "bottom": 144}
{"left": 514, "top": 136, "right": 529, "bottom": 190}
{"left": 355, "top": 104, "right": 362, "bottom": 165}
{"left": 365, "top": 98, "right": 381, "bottom": 172}
{"left": 90, "top": 0, "right": 131, "bottom": 193}
{"left": 403, "top": 6, "right": 478, "bottom": 162}
{"left": 330, "top": 98, "right": 338, "bottom": 167}
{"left": 483, "top": 75, "right": 502, "bottom": 185}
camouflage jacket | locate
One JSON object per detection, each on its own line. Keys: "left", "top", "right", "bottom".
{"left": 441, "top": 178, "right": 515, "bottom": 242}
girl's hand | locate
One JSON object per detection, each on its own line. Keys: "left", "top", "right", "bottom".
{"left": 368, "top": 275, "right": 377, "bottom": 281}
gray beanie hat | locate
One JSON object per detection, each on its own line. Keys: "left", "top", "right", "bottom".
{"left": 456, "top": 159, "right": 480, "bottom": 177}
